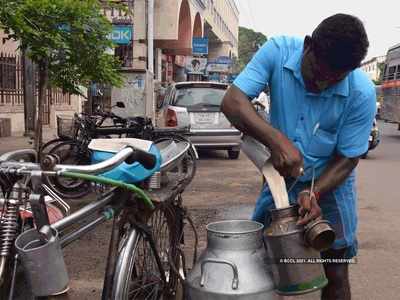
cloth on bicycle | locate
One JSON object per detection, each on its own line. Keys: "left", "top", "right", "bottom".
{"left": 89, "top": 138, "right": 161, "bottom": 184}
{"left": 88, "top": 138, "right": 153, "bottom": 153}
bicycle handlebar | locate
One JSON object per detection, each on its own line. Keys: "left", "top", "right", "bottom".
{"left": 0, "top": 146, "right": 157, "bottom": 175}
{"left": 54, "top": 147, "right": 135, "bottom": 174}
{"left": 125, "top": 147, "right": 157, "bottom": 170}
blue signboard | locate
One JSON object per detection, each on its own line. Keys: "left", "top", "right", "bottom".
{"left": 216, "top": 56, "right": 233, "bottom": 65}
{"left": 110, "top": 25, "right": 133, "bottom": 45}
{"left": 192, "top": 37, "right": 209, "bottom": 55}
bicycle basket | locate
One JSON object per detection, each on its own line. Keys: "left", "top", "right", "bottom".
{"left": 57, "top": 115, "right": 77, "bottom": 140}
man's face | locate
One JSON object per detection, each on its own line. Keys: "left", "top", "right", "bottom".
{"left": 301, "top": 36, "right": 349, "bottom": 93}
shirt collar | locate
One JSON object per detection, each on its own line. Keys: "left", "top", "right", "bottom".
{"left": 283, "top": 48, "right": 304, "bottom": 84}
{"left": 283, "top": 46, "right": 350, "bottom": 98}
{"left": 331, "top": 76, "right": 349, "bottom": 97}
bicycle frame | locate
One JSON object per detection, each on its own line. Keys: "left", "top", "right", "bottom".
{"left": 5, "top": 173, "right": 173, "bottom": 299}
{"left": 1, "top": 139, "right": 194, "bottom": 299}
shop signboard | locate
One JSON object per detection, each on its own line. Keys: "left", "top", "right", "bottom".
{"left": 185, "top": 56, "right": 208, "bottom": 74}
{"left": 192, "top": 37, "right": 209, "bottom": 55}
{"left": 109, "top": 25, "right": 133, "bottom": 45}
{"left": 216, "top": 56, "right": 233, "bottom": 65}
{"left": 206, "top": 56, "right": 233, "bottom": 73}
{"left": 206, "top": 63, "right": 232, "bottom": 73}
{"left": 175, "top": 55, "right": 186, "bottom": 67}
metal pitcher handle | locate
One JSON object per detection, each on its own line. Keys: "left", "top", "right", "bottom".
{"left": 200, "top": 258, "right": 239, "bottom": 290}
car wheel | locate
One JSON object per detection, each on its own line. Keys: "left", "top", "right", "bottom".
{"left": 228, "top": 149, "right": 240, "bottom": 159}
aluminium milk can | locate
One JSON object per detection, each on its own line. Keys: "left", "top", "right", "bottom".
{"left": 185, "top": 220, "right": 277, "bottom": 300}
{"left": 264, "top": 205, "right": 330, "bottom": 295}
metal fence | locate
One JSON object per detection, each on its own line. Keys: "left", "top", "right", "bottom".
{"left": 0, "top": 53, "right": 24, "bottom": 106}
{"left": 0, "top": 52, "right": 72, "bottom": 125}
{"left": 49, "top": 88, "right": 71, "bottom": 106}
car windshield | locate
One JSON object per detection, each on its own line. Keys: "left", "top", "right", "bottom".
{"left": 173, "top": 87, "right": 226, "bottom": 107}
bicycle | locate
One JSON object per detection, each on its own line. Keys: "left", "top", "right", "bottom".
{"left": 0, "top": 138, "right": 198, "bottom": 299}
{"left": 42, "top": 112, "right": 198, "bottom": 199}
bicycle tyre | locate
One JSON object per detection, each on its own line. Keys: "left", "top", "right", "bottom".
{"left": 44, "top": 140, "right": 92, "bottom": 199}
{"left": 111, "top": 202, "right": 182, "bottom": 300}
{"left": 40, "top": 138, "right": 70, "bottom": 155}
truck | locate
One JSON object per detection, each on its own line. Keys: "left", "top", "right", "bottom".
{"left": 381, "top": 43, "right": 400, "bottom": 128}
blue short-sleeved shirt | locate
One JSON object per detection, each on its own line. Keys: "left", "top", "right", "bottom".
{"left": 233, "top": 36, "right": 376, "bottom": 252}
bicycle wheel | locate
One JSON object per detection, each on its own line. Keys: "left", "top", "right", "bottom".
{"left": 44, "top": 140, "right": 92, "bottom": 199}
{"left": 40, "top": 138, "right": 70, "bottom": 157}
{"left": 112, "top": 202, "right": 181, "bottom": 300}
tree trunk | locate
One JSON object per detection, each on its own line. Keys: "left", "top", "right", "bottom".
{"left": 34, "top": 61, "right": 48, "bottom": 159}
{"left": 22, "top": 52, "right": 37, "bottom": 137}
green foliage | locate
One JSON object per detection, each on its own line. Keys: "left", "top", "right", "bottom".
{"left": 376, "top": 62, "right": 386, "bottom": 84}
{"left": 238, "top": 26, "right": 267, "bottom": 72}
{"left": 0, "top": 0, "right": 123, "bottom": 95}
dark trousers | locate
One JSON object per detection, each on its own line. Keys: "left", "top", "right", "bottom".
{"left": 320, "top": 247, "right": 352, "bottom": 300}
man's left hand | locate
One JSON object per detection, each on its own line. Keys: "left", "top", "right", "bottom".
{"left": 297, "top": 190, "right": 322, "bottom": 225}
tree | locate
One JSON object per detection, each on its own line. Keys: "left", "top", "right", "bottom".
{"left": 238, "top": 26, "right": 267, "bottom": 72}
{"left": 0, "top": 0, "right": 123, "bottom": 154}
{"left": 375, "top": 62, "right": 386, "bottom": 85}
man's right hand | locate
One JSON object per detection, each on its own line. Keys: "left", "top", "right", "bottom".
{"left": 269, "top": 131, "right": 304, "bottom": 178}
{"left": 221, "top": 86, "right": 303, "bottom": 178}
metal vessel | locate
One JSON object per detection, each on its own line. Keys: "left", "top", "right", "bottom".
{"left": 185, "top": 220, "right": 277, "bottom": 300}
{"left": 264, "top": 205, "right": 329, "bottom": 295}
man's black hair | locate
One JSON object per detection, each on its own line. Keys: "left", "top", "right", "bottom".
{"left": 311, "top": 14, "right": 369, "bottom": 71}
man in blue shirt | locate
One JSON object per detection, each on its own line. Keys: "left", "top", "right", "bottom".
{"left": 222, "top": 14, "right": 376, "bottom": 300}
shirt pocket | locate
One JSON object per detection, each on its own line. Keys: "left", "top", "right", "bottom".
{"left": 307, "top": 128, "right": 338, "bottom": 158}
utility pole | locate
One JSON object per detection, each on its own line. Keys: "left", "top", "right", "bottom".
{"left": 146, "top": 0, "right": 155, "bottom": 122}
{"left": 147, "top": 0, "right": 154, "bottom": 74}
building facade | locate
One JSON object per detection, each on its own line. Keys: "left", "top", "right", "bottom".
{"left": 1, "top": 0, "right": 239, "bottom": 134}
{"left": 101, "top": 0, "right": 239, "bottom": 121}
{"left": 153, "top": 0, "right": 239, "bottom": 82}
{"left": 361, "top": 55, "right": 386, "bottom": 82}
{"left": 0, "top": 31, "right": 83, "bottom": 135}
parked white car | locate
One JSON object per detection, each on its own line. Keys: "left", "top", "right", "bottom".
{"left": 157, "top": 82, "right": 242, "bottom": 159}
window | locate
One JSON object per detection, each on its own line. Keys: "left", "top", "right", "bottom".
{"left": 115, "top": 44, "right": 133, "bottom": 68}
{"left": 174, "top": 87, "right": 226, "bottom": 107}
{"left": 388, "top": 65, "right": 396, "bottom": 80}
{"left": 396, "top": 65, "right": 400, "bottom": 79}
{"left": 383, "top": 64, "right": 387, "bottom": 80}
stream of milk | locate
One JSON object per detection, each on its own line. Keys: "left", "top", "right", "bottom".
{"left": 241, "top": 135, "right": 290, "bottom": 209}
{"left": 261, "top": 162, "right": 290, "bottom": 209}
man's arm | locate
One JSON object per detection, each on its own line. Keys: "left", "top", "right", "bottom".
{"left": 297, "top": 154, "right": 359, "bottom": 225}
{"left": 222, "top": 85, "right": 303, "bottom": 178}
{"left": 315, "top": 155, "right": 359, "bottom": 196}
{"left": 297, "top": 86, "right": 376, "bottom": 225}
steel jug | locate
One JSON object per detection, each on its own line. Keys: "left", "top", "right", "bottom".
{"left": 185, "top": 220, "right": 277, "bottom": 300}
{"left": 264, "top": 205, "right": 329, "bottom": 295}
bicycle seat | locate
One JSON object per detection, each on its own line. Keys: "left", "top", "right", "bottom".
{"left": 89, "top": 138, "right": 162, "bottom": 183}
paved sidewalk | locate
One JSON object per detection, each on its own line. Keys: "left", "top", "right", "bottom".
{"left": 0, "top": 129, "right": 57, "bottom": 155}
{"left": 0, "top": 136, "right": 34, "bottom": 155}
